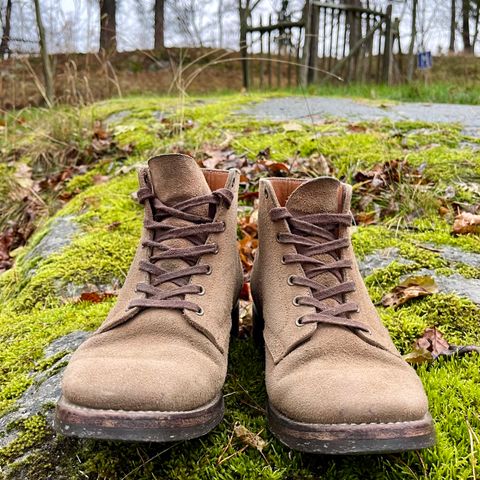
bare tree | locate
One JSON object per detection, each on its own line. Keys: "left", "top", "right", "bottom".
{"left": 100, "top": 0, "right": 116, "bottom": 51}
{"left": 33, "top": 0, "right": 54, "bottom": 105}
{"left": 238, "top": 0, "right": 262, "bottom": 88}
{"left": 217, "top": 0, "right": 224, "bottom": 47}
{"left": 449, "top": 0, "right": 456, "bottom": 51}
{"left": 462, "top": 0, "right": 473, "bottom": 52}
{"left": 154, "top": 0, "right": 164, "bottom": 49}
{"left": 407, "top": 0, "right": 417, "bottom": 81}
{"left": 472, "top": 0, "right": 480, "bottom": 49}
{"left": 0, "top": 0, "right": 12, "bottom": 57}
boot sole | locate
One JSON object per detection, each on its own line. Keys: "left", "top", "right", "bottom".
{"left": 55, "top": 393, "right": 224, "bottom": 442}
{"left": 268, "top": 403, "right": 436, "bottom": 454}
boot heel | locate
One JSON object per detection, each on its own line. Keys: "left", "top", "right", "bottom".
{"left": 230, "top": 301, "right": 240, "bottom": 337}
{"left": 252, "top": 303, "right": 264, "bottom": 347}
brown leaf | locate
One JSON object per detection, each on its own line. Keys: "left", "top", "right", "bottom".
{"left": 452, "top": 212, "right": 480, "bottom": 235}
{"left": 107, "top": 221, "right": 122, "bottom": 231}
{"left": 79, "top": 291, "right": 116, "bottom": 303}
{"left": 200, "top": 147, "right": 229, "bottom": 169}
{"left": 347, "top": 123, "right": 367, "bottom": 133}
{"left": 93, "top": 120, "right": 109, "bottom": 140}
{"left": 233, "top": 423, "right": 266, "bottom": 453}
{"left": 238, "top": 299, "right": 253, "bottom": 338}
{"left": 381, "top": 275, "right": 438, "bottom": 308}
{"left": 92, "top": 174, "right": 110, "bottom": 185}
{"left": 354, "top": 211, "right": 377, "bottom": 225}
{"left": 404, "top": 327, "right": 480, "bottom": 364}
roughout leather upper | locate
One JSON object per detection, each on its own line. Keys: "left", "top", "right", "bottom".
{"left": 62, "top": 154, "right": 243, "bottom": 412}
{"left": 250, "top": 177, "right": 430, "bottom": 425}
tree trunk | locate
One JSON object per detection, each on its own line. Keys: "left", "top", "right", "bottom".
{"left": 154, "top": 0, "right": 164, "bottom": 49}
{"left": 407, "top": 0, "right": 417, "bottom": 81}
{"left": 238, "top": 0, "right": 249, "bottom": 89}
{"left": 462, "top": 0, "right": 473, "bottom": 53}
{"left": 99, "top": 0, "right": 116, "bottom": 51}
{"left": 217, "top": 0, "right": 224, "bottom": 48}
{"left": 449, "top": 0, "right": 456, "bottom": 52}
{"left": 0, "top": 0, "right": 12, "bottom": 57}
{"left": 33, "top": 0, "right": 54, "bottom": 106}
{"left": 472, "top": 1, "right": 480, "bottom": 50}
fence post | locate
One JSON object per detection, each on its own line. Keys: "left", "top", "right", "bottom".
{"left": 300, "top": 0, "right": 311, "bottom": 87}
{"left": 382, "top": 4, "right": 393, "bottom": 84}
{"left": 239, "top": 5, "right": 250, "bottom": 89}
{"left": 307, "top": 4, "right": 320, "bottom": 84}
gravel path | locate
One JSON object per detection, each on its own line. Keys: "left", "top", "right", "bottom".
{"left": 239, "top": 96, "right": 480, "bottom": 136}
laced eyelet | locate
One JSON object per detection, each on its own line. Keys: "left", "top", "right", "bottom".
{"left": 264, "top": 188, "right": 269, "bottom": 198}
{"left": 196, "top": 307, "right": 204, "bottom": 316}
{"left": 281, "top": 255, "right": 287, "bottom": 264}
{"left": 276, "top": 232, "right": 281, "bottom": 242}
{"left": 205, "top": 265, "right": 212, "bottom": 275}
{"left": 213, "top": 243, "right": 219, "bottom": 254}
{"left": 198, "top": 286, "right": 205, "bottom": 296}
{"left": 292, "top": 296, "right": 301, "bottom": 306}
{"left": 295, "top": 317, "right": 304, "bottom": 327}
{"left": 220, "top": 221, "right": 226, "bottom": 231}
{"left": 287, "top": 275, "right": 295, "bottom": 286}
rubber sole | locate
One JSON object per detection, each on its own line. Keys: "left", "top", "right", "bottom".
{"left": 55, "top": 393, "right": 224, "bottom": 442}
{"left": 268, "top": 403, "right": 436, "bottom": 454}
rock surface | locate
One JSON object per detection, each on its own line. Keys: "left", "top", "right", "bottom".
{"left": 24, "top": 216, "right": 80, "bottom": 264}
{"left": 0, "top": 331, "right": 89, "bottom": 448}
{"left": 239, "top": 96, "right": 480, "bottom": 137}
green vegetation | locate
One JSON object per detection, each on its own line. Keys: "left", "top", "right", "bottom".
{"left": 1, "top": 92, "right": 479, "bottom": 479}
{"left": 304, "top": 81, "right": 480, "bottom": 106}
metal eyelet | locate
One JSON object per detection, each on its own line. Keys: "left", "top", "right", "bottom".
{"left": 281, "top": 255, "right": 287, "bottom": 264}
{"left": 198, "top": 286, "right": 205, "bottom": 296}
{"left": 295, "top": 317, "right": 304, "bottom": 327}
{"left": 196, "top": 307, "right": 204, "bottom": 316}
{"left": 264, "top": 188, "right": 269, "bottom": 198}
{"left": 287, "top": 275, "right": 295, "bottom": 286}
{"left": 205, "top": 265, "right": 212, "bottom": 275}
{"left": 220, "top": 221, "right": 226, "bottom": 231}
{"left": 292, "top": 296, "right": 301, "bottom": 306}
{"left": 276, "top": 233, "right": 281, "bottom": 242}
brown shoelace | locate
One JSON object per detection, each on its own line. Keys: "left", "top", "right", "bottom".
{"left": 270, "top": 207, "right": 369, "bottom": 332}
{"left": 128, "top": 184, "right": 233, "bottom": 315}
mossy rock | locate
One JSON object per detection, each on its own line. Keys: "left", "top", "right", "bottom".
{"left": 1, "top": 93, "right": 480, "bottom": 479}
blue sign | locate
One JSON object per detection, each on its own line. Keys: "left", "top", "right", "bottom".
{"left": 417, "top": 51, "right": 432, "bottom": 69}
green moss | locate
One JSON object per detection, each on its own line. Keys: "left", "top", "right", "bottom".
{"left": 406, "top": 145, "right": 480, "bottom": 182}
{"left": 0, "top": 415, "right": 50, "bottom": 462}
{"left": 380, "top": 294, "right": 480, "bottom": 352}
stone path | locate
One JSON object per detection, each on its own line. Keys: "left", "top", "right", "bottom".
{"left": 239, "top": 96, "right": 480, "bottom": 136}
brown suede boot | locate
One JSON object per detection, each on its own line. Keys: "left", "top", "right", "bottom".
{"left": 56, "top": 154, "right": 243, "bottom": 442}
{"left": 250, "top": 177, "right": 435, "bottom": 454}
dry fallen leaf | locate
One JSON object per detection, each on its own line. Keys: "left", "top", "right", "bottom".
{"left": 78, "top": 291, "right": 117, "bottom": 303}
{"left": 382, "top": 275, "right": 438, "bottom": 308}
{"left": 452, "top": 212, "right": 480, "bottom": 235}
{"left": 233, "top": 423, "right": 266, "bottom": 453}
{"left": 404, "top": 327, "right": 480, "bottom": 364}
{"left": 283, "top": 122, "right": 304, "bottom": 132}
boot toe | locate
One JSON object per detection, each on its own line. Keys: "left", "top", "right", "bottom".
{"left": 270, "top": 362, "right": 429, "bottom": 425}
{"left": 62, "top": 346, "right": 221, "bottom": 412}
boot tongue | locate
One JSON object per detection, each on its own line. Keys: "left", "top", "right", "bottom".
{"left": 148, "top": 154, "right": 211, "bottom": 207}
{"left": 147, "top": 154, "right": 212, "bottom": 290}
{"left": 285, "top": 177, "right": 349, "bottom": 311}
{"left": 285, "top": 177, "right": 347, "bottom": 215}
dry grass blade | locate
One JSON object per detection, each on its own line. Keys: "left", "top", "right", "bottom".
{"left": 465, "top": 417, "right": 479, "bottom": 480}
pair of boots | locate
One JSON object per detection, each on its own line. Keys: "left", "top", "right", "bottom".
{"left": 55, "top": 154, "right": 435, "bottom": 454}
